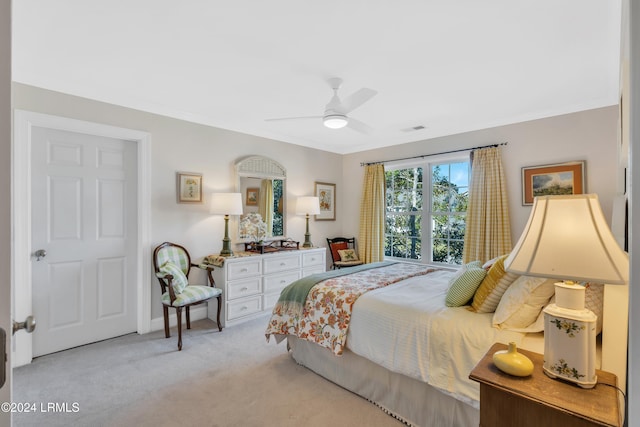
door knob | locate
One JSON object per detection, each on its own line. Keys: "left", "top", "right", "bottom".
{"left": 13, "top": 315, "right": 36, "bottom": 335}
{"left": 34, "top": 249, "right": 47, "bottom": 261}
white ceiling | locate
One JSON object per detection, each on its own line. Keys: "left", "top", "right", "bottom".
{"left": 12, "top": 1, "right": 621, "bottom": 155}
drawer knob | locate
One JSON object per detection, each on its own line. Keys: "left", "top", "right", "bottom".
{"left": 280, "top": 280, "right": 286, "bottom": 284}
{"left": 241, "top": 268, "right": 248, "bottom": 272}
{"left": 280, "top": 262, "right": 286, "bottom": 266}
{"left": 241, "top": 287, "right": 248, "bottom": 292}
{"left": 241, "top": 306, "right": 247, "bottom": 311}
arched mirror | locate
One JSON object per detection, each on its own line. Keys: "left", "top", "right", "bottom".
{"left": 235, "top": 156, "right": 286, "bottom": 241}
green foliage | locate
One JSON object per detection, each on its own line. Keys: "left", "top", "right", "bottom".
{"left": 273, "top": 179, "right": 283, "bottom": 236}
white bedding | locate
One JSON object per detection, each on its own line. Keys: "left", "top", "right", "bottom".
{"left": 346, "top": 269, "right": 533, "bottom": 407}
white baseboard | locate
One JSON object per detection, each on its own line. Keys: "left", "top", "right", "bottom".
{"left": 149, "top": 305, "right": 209, "bottom": 333}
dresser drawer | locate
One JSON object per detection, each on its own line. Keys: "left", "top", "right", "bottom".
{"left": 263, "top": 292, "right": 281, "bottom": 311}
{"left": 263, "top": 271, "right": 300, "bottom": 294}
{"left": 303, "top": 251, "right": 324, "bottom": 267}
{"left": 303, "top": 266, "right": 324, "bottom": 277}
{"left": 263, "top": 255, "right": 300, "bottom": 274}
{"left": 227, "top": 295, "right": 262, "bottom": 320}
{"left": 227, "top": 259, "right": 261, "bottom": 280}
{"left": 227, "top": 277, "right": 262, "bottom": 300}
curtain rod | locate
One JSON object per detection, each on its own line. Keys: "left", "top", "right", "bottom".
{"left": 360, "top": 142, "right": 508, "bottom": 166}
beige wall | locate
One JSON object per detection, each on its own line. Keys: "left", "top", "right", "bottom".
{"left": 12, "top": 83, "right": 344, "bottom": 320}
{"left": 341, "top": 106, "right": 619, "bottom": 247}
{"left": 13, "top": 83, "right": 619, "bottom": 326}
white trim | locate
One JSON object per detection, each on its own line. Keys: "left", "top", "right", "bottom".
{"left": 12, "top": 110, "right": 152, "bottom": 366}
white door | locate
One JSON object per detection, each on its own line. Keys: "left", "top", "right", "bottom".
{"left": 31, "top": 127, "right": 138, "bottom": 356}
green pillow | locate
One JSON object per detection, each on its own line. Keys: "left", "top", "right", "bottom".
{"left": 445, "top": 266, "right": 487, "bottom": 307}
{"left": 159, "top": 260, "right": 188, "bottom": 294}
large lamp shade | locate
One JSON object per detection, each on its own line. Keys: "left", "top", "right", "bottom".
{"left": 504, "top": 194, "right": 628, "bottom": 284}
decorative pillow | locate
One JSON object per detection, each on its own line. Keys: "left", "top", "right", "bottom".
{"left": 337, "top": 249, "right": 359, "bottom": 262}
{"left": 585, "top": 283, "right": 604, "bottom": 335}
{"left": 492, "top": 276, "right": 556, "bottom": 331}
{"left": 158, "top": 260, "right": 188, "bottom": 294}
{"left": 330, "top": 242, "right": 348, "bottom": 261}
{"left": 466, "top": 260, "right": 482, "bottom": 268}
{"left": 470, "top": 254, "right": 519, "bottom": 313}
{"left": 523, "top": 295, "right": 556, "bottom": 333}
{"left": 445, "top": 266, "right": 487, "bottom": 307}
{"left": 482, "top": 255, "right": 502, "bottom": 271}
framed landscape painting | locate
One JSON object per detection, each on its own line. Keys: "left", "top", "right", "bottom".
{"left": 315, "top": 182, "right": 336, "bottom": 220}
{"left": 522, "top": 161, "right": 585, "bottom": 205}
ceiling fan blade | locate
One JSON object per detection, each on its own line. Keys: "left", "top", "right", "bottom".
{"left": 340, "top": 88, "right": 378, "bottom": 114}
{"left": 347, "top": 118, "right": 373, "bottom": 134}
{"left": 265, "top": 116, "right": 323, "bottom": 122}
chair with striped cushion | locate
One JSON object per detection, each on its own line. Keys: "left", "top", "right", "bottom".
{"left": 153, "top": 242, "right": 223, "bottom": 350}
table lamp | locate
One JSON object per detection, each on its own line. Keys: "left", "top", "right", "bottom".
{"left": 296, "top": 196, "right": 320, "bottom": 248}
{"left": 210, "top": 193, "right": 243, "bottom": 256}
{"left": 504, "top": 194, "right": 628, "bottom": 388}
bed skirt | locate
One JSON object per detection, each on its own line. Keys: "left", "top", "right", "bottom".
{"left": 288, "top": 336, "right": 479, "bottom": 427}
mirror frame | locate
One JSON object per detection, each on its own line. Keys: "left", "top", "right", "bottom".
{"left": 235, "top": 156, "right": 286, "bottom": 242}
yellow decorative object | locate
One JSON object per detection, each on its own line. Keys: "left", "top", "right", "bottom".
{"left": 493, "top": 342, "right": 534, "bottom": 377}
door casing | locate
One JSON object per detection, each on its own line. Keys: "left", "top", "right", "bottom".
{"left": 12, "top": 110, "right": 152, "bottom": 366}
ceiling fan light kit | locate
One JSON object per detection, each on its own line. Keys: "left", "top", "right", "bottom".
{"left": 323, "top": 114, "right": 348, "bottom": 129}
{"left": 266, "top": 77, "right": 377, "bottom": 134}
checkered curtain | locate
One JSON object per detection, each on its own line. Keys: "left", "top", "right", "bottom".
{"left": 359, "top": 164, "right": 386, "bottom": 263}
{"left": 463, "top": 146, "right": 512, "bottom": 264}
{"left": 259, "top": 179, "right": 273, "bottom": 234}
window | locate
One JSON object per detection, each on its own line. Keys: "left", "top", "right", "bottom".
{"left": 385, "top": 158, "right": 470, "bottom": 265}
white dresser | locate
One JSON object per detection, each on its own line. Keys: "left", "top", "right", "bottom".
{"left": 209, "top": 247, "right": 326, "bottom": 327}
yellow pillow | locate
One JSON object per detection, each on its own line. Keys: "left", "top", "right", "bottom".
{"left": 469, "top": 254, "right": 519, "bottom": 313}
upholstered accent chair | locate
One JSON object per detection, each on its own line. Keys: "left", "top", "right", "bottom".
{"left": 326, "top": 237, "right": 364, "bottom": 269}
{"left": 153, "top": 242, "right": 223, "bottom": 350}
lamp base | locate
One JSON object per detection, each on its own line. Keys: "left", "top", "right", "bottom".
{"left": 220, "top": 216, "right": 234, "bottom": 257}
{"left": 543, "top": 283, "right": 597, "bottom": 389}
{"left": 302, "top": 214, "right": 313, "bottom": 248}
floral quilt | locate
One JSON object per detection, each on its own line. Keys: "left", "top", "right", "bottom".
{"left": 265, "top": 262, "right": 437, "bottom": 355}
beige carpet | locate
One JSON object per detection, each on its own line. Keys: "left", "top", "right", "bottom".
{"left": 13, "top": 316, "right": 403, "bottom": 427}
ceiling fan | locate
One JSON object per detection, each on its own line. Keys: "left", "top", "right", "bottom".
{"left": 266, "top": 78, "right": 377, "bottom": 133}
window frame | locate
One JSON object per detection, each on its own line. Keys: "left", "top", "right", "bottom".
{"left": 384, "top": 153, "right": 470, "bottom": 266}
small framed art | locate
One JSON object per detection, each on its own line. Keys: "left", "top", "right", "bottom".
{"left": 246, "top": 188, "right": 259, "bottom": 206}
{"left": 176, "top": 172, "right": 203, "bottom": 204}
{"left": 315, "top": 182, "right": 336, "bottom": 221}
{"left": 521, "top": 161, "right": 585, "bottom": 205}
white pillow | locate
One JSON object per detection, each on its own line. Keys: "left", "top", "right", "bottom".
{"left": 492, "top": 276, "right": 556, "bottom": 331}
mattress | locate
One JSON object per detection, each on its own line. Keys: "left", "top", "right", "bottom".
{"left": 345, "top": 269, "right": 536, "bottom": 407}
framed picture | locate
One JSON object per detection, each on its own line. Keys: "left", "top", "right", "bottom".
{"left": 521, "top": 161, "right": 585, "bottom": 205}
{"left": 315, "top": 182, "right": 336, "bottom": 221}
{"left": 176, "top": 172, "right": 203, "bottom": 204}
{"left": 246, "top": 187, "right": 259, "bottom": 206}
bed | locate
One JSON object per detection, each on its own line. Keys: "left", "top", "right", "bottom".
{"left": 265, "top": 260, "right": 627, "bottom": 427}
